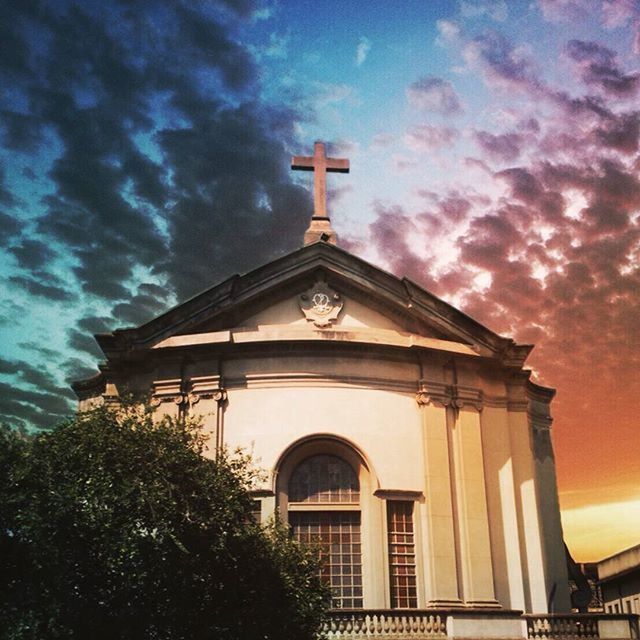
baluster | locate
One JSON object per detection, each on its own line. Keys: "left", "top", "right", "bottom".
{"left": 343, "top": 616, "right": 351, "bottom": 634}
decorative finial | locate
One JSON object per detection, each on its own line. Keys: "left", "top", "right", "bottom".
{"left": 291, "top": 141, "right": 349, "bottom": 245}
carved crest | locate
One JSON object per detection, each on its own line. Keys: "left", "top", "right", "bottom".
{"left": 298, "top": 281, "right": 343, "bottom": 327}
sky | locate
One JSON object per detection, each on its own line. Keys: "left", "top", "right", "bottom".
{"left": 1, "top": 0, "right": 639, "bottom": 562}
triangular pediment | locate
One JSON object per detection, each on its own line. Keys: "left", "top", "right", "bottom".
{"left": 96, "top": 242, "right": 531, "bottom": 367}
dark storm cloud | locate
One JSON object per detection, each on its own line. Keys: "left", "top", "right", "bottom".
{"left": 0, "top": 109, "right": 43, "bottom": 152}
{"left": 18, "top": 342, "right": 60, "bottom": 359}
{"left": 0, "top": 356, "right": 61, "bottom": 390}
{"left": 9, "top": 274, "right": 75, "bottom": 302}
{"left": 0, "top": 356, "right": 76, "bottom": 428}
{"left": 8, "top": 239, "right": 57, "bottom": 270}
{"left": 62, "top": 357, "right": 99, "bottom": 383}
{"left": 0, "top": 166, "right": 18, "bottom": 209}
{"left": 158, "top": 102, "right": 310, "bottom": 298}
{"left": 0, "top": 0, "right": 314, "bottom": 430}
{"left": 67, "top": 328, "right": 104, "bottom": 359}
{"left": 0, "top": 381, "right": 73, "bottom": 429}
{"left": 0, "top": 212, "right": 21, "bottom": 241}
{"left": 112, "top": 290, "right": 170, "bottom": 325}
{"left": 173, "top": 4, "right": 256, "bottom": 90}
{"left": 76, "top": 316, "right": 116, "bottom": 334}
{"left": 217, "top": 0, "right": 258, "bottom": 18}
{"left": 2, "top": 0, "right": 310, "bottom": 304}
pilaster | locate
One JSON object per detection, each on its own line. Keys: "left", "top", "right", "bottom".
{"left": 187, "top": 375, "right": 227, "bottom": 456}
{"left": 449, "top": 390, "right": 499, "bottom": 607}
{"left": 507, "top": 376, "right": 548, "bottom": 613}
{"left": 527, "top": 381, "right": 571, "bottom": 612}
{"left": 481, "top": 401, "right": 526, "bottom": 610}
{"left": 416, "top": 380, "right": 463, "bottom": 607}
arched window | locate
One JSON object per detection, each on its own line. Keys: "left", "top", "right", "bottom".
{"left": 288, "top": 454, "right": 362, "bottom": 608}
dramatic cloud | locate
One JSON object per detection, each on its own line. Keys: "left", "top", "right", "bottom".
{"left": 1, "top": 0, "right": 639, "bottom": 560}
{"left": 406, "top": 76, "right": 462, "bottom": 115}
{"left": 566, "top": 39, "right": 640, "bottom": 96}
{"left": 365, "top": 20, "right": 640, "bottom": 534}
{"left": 0, "top": 0, "right": 312, "bottom": 429}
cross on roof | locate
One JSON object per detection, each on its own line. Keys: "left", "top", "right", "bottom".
{"left": 292, "top": 142, "right": 349, "bottom": 218}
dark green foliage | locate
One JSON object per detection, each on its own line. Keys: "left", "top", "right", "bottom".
{"left": 0, "top": 407, "right": 329, "bottom": 640}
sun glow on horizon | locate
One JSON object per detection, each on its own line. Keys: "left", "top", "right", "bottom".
{"left": 561, "top": 498, "right": 640, "bottom": 563}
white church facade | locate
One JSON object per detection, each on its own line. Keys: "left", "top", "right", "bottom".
{"left": 73, "top": 144, "right": 638, "bottom": 639}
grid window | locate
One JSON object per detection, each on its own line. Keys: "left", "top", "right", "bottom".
{"left": 289, "top": 511, "right": 363, "bottom": 609}
{"left": 289, "top": 455, "right": 359, "bottom": 503}
{"left": 387, "top": 501, "right": 417, "bottom": 608}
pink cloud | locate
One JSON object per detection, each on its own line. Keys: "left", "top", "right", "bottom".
{"left": 566, "top": 39, "right": 640, "bottom": 97}
{"left": 538, "top": 0, "right": 591, "bottom": 23}
{"left": 474, "top": 130, "right": 525, "bottom": 162}
{"left": 406, "top": 76, "right": 463, "bottom": 115}
{"left": 463, "top": 30, "right": 543, "bottom": 93}
{"left": 404, "top": 124, "right": 458, "bottom": 152}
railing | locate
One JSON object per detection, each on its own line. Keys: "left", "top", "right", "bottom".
{"left": 322, "top": 610, "right": 447, "bottom": 638}
{"left": 525, "top": 614, "right": 599, "bottom": 639}
{"left": 524, "top": 613, "right": 639, "bottom": 639}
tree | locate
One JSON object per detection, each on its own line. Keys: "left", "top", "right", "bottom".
{"left": 0, "top": 406, "right": 329, "bottom": 640}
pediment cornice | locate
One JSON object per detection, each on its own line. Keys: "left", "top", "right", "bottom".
{"left": 95, "top": 241, "right": 532, "bottom": 369}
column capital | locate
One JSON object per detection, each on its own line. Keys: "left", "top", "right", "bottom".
{"left": 188, "top": 388, "right": 227, "bottom": 406}
{"left": 416, "top": 380, "right": 452, "bottom": 408}
{"left": 416, "top": 380, "right": 483, "bottom": 411}
{"left": 151, "top": 378, "right": 186, "bottom": 406}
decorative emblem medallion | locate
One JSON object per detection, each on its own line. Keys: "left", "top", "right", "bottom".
{"left": 298, "top": 281, "right": 343, "bottom": 327}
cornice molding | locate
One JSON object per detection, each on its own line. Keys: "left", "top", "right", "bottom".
{"left": 374, "top": 489, "right": 424, "bottom": 501}
{"left": 229, "top": 372, "right": 417, "bottom": 393}
{"left": 92, "top": 243, "right": 530, "bottom": 367}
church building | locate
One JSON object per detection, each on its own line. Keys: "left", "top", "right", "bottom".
{"left": 73, "top": 143, "right": 636, "bottom": 639}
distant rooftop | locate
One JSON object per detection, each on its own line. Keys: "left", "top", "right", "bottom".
{"left": 597, "top": 543, "right": 640, "bottom": 582}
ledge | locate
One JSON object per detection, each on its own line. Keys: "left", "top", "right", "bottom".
{"left": 152, "top": 324, "right": 480, "bottom": 357}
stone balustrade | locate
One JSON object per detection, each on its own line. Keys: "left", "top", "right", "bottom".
{"left": 322, "top": 610, "right": 640, "bottom": 639}
{"left": 523, "top": 613, "right": 639, "bottom": 639}
{"left": 322, "top": 610, "right": 447, "bottom": 638}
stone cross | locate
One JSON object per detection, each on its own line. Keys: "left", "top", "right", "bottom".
{"left": 292, "top": 142, "right": 350, "bottom": 218}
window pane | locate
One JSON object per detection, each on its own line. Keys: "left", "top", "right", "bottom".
{"left": 289, "top": 455, "right": 359, "bottom": 503}
{"left": 290, "top": 511, "right": 363, "bottom": 609}
{"left": 387, "top": 501, "right": 417, "bottom": 608}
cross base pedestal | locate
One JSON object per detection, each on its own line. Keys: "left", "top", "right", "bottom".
{"left": 304, "top": 216, "right": 338, "bottom": 245}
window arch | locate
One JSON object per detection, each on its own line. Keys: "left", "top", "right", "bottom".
{"left": 288, "top": 454, "right": 359, "bottom": 503}
{"left": 276, "top": 436, "right": 383, "bottom": 609}
{"left": 288, "top": 454, "right": 362, "bottom": 608}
